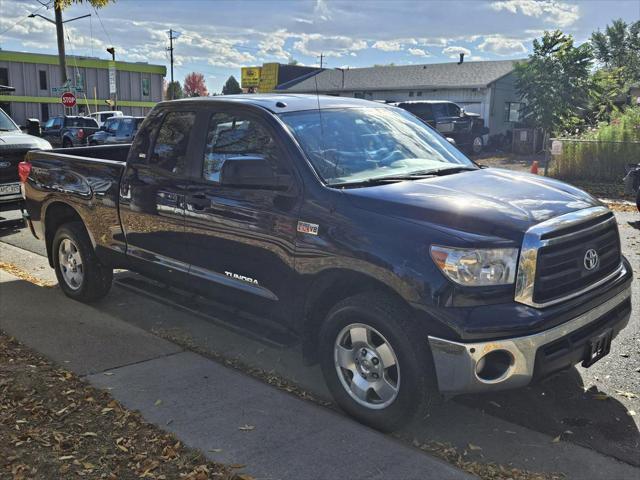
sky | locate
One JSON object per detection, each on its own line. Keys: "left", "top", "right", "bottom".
{"left": 0, "top": 0, "right": 638, "bottom": 93}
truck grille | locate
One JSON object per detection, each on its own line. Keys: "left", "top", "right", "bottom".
{"left": 0, "top": 151, "right": 24, "bottom": 183}
{"left": 532, "top": 212, "right": 621, "bottom": 305}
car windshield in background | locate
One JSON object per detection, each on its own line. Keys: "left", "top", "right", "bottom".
{"left": 279, "top": 107, "right": 474, "bottom": 186}
{"left": 0, "top": 109, "right": 19, "bottom": 131}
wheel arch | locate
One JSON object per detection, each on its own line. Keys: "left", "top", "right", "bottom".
{"left": 300, "top": 268, "right": 419, "bottom": 366}
{"left": 43, "top": 201, "right": 91, "bottom": 267}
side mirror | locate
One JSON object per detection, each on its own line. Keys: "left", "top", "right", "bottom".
{"left": 459, "top": 108, "right": 465, "bottom": 117}
{"left": 26, "top": 118, "right": 41, "bottom": 136}
{"left": 219, "top": 156, "right": 292, "bottom": 190}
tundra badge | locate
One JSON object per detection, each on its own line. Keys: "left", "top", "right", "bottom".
{"left": 297, "top": 221, "right": 319, "bottom": 235}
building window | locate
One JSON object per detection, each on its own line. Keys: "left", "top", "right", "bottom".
{"left": 409, "top": 91, "right": 414, "bottom": 97}
{"left": 0, "top": 102, "right": 11, "bottom": 117}
{"left": 141, "top": 77, "right": 150, "bottom": 97}
{"left": 40, "top": 103, "right": 49, "bottom": 121}
{"left": 39, "top": 70, "right": 47, "bottom": 90}
{"left": 354, "top": 92, "right": 365, "bottom": 99}
{"left": 505, "top": 102, "right": 524, "bottom": 122}
{"left": 0, "top": 68, "right": 8, "bottom": 86}
{"left": 417, "top": 91, "right": 422, "bottom": 97}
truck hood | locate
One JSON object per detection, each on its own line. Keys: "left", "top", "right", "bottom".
{"left": 342, "top": 168, "right": 600, "bottom": 242}
{"left": 0, "top": 131, "right": 52, "bottom": 151}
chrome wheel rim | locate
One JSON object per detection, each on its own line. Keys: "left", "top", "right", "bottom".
{"left": 58, "top": 238, "right": 83, "bottom": 290}
{"left": 472, "top": 136, "right": 483, "bottom": 153}
{"left": 334, "top": 323, "right": 400, "bottom": 409}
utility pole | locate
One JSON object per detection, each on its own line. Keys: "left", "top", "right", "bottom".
{"left": 54, "top": 4, "right": 68, "bottom": 85}
{"left": 167, "top": 29, "right": 178, "bottom": 99}
{"left": 318, "top": 52, "right": 324, "bottom": 68}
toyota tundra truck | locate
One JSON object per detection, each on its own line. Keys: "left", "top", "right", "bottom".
{"left": 20, "top": 95, "right": 633, "bottom": 431}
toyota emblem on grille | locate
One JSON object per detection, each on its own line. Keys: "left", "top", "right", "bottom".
{"left": 584, "top": 249, "right": 599, "bottom": 271}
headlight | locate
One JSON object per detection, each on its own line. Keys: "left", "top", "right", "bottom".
{"left": 430, "top": 246, "right": 519, "bottom": 286}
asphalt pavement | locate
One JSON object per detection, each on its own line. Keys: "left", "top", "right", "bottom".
{"left": 1, "top": 207, "right": 639, "bottom": 479}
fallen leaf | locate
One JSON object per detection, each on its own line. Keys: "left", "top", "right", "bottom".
{"left": 238, "top": 424, "right": 255, "bottom": 431}
{"left": 628, "top": 410, "right": 637, "bottom": 416}
{"left": 552, "top": 435, "right": 562, "bottom": 443}
{"left": 467, "top": 443, "right": 482, "bottom": 451}
{"left": 489, "top": 401, "right": 501, "bottom": 408}
{"left": 229, "top": 464, "right": 246, "bottom": 469}
{"left": 615, "top": 390, "right": 638, "bottom": 399}
{"left": 82, "top": 432, "right": 97, "bottom": 437}
{"left": 591, "top": 393, "right": 609, "bottom": 400}
{"left": 103, "top": 372, "right": 114, "bottom": 376}
{"left": 154, "top": 399, "right": 163, "bottom": 406}
{"left": 208, "top": 448, "right": 223, "bottom": 453}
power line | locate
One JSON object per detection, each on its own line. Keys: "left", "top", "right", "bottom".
{"left": 0, "top": 1, "right": 51, "bottom": 38}
{"left": 92, "top": 4, "right": 112, "bottom": 46}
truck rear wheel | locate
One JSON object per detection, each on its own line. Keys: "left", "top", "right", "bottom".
{"left": 53, "top": 222, "right": 113, "bottom": 302}
{"left": 319, "top": 292, "right": 437, "bottom": 432}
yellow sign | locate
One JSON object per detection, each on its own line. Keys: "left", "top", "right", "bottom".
{"left": 241, "top": 67, "right": 262, "bottom": 88}
{"left": 258, "top": 63, "right": 279, "bottom": 93}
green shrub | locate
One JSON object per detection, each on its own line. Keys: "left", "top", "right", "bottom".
{"left": 549, "top": 106, "right": 640, "bottom": 182}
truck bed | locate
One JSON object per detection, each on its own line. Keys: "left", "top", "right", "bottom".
{"left": 23, "top": 143, "right": 131, "bottom": 265}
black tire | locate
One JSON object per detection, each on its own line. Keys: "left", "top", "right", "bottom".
{"left": 52, "top": 222, "right": 113, "bottom": 302}
{"left": 636, "top": 189, "right": 640, "bottom": 213}
{"left": 62, "top": 138, "right": 73, "bottom": 148}
{"left": 319, "top": 292, "right": 437, "bottom": 432}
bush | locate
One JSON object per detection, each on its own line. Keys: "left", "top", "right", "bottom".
{"left": 549, "top": 106, "right": 640, "bottom": 182}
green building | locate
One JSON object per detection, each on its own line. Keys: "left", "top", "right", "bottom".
{"left": 0, "top": 50, "right": 166, "bottom": 126}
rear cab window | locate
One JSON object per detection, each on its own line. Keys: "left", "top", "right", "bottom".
{"left": 148, "top": 111, "right": 197, "bottom": 175}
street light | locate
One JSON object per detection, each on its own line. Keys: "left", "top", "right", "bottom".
{"left": 28, "top": 13, "right": 91, "bottom": 24}
{"left": 28, "top": 11, "right": 91, "bottom": 85}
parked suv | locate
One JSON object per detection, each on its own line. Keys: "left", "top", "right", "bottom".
{"left": 21, "top": 95, "right": 633, "bottom": 431}
{"left": 0, "top": 107, "right": 51, "bottom": 210}
{"left": 42, "top": 116, "right": 100, "bottom": 148}
{"left": 88, "top": 116, "right": 144, "bottom": 146}
{"left": 393, "top": 100, "right": 488, "bottom": 154}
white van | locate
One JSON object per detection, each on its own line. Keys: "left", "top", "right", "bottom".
{"left": 89, "top": 110, "right": 123, "bottom": 127}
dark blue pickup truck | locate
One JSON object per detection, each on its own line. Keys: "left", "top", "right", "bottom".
{"left": 20, "top": 95, "right": 633, "bottom": 431}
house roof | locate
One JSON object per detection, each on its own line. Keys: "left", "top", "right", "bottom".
{"left": 278, "top": 59, "right": 523, "bottom": 93}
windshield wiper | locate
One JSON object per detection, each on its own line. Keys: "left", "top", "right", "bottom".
{"left": 407, "top": 165, "right": 477, "bottom": 176}
{"left": 328, "top": 173, "right": 436, "bottom": 188}
{"left": 328, "top": 166, "right": 477, "bottom": 188}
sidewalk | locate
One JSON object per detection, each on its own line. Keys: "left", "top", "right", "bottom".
{"left": 0, "top": 268, "right": 470, "bottom": 480}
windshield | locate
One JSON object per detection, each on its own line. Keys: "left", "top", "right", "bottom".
{"left": 279, "top": 106, "right": 474, "bottom": 186}
{"left": 0, "top": 108, "right": 19, "bottom": 131}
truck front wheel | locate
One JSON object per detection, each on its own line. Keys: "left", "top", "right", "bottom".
{"left": 319, "top": 293, "right": 437, "bottom": 432}
{"left": 53, "top": 222, "right": 113, "bottom": 302}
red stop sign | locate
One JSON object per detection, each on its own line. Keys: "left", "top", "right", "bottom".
{"left": 61, "top": 92, "right": 76, "bottom": 108}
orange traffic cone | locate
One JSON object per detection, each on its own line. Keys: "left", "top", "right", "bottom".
{"left": 530, "top": 161, "right": 539, "bottom": 175}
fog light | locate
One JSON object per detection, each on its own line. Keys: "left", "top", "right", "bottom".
{"left": 475, "top": 350, "right": 513, "bottom": 382}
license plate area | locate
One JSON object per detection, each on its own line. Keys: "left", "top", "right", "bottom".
{"left": 582, "top": 328, "right": 613, "bottom": 367}
{"left": 0, "top": 183, "right": 20, "bottom": 195}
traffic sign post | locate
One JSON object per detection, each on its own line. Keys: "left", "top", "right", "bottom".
{"left": 61, "top": 91, "right": 77, "bottom": 108}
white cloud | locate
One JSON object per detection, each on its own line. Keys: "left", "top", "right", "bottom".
{"left": 294, "top": 34, "right": 367, "bottom": 58}
{"left": 490, "top": 1, "right": 580, "bottom": 27}
{"left": 372, "top": 40, "right": 403, "bottom": 52}
{"left": 442, "top": 46, "right": 471, "bottom": 58}
{"left": 478, "top": 35, "right": 527, "bottom": 55}
{"left": 314, "top": 0, "right": 332, "bottom": 21}
{"left": 258, "top": 29, "right": 291, "bottom": 60}
{"left": 407, "top": 48, "right": 430, "bottom": 57}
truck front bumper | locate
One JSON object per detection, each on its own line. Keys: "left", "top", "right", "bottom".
{"left": 428, "top": 282, "right": 632, "bottom": 394}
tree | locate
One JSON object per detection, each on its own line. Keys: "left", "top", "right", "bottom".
{"left": 287, "top": 57, "right": 299, "bottom": 66}
{"left": 165, "top": 81, "right": 183, "bottom": 100}
{"left": 55, "top": 0, "right": 112, "bottom": 7}
{"left": 222, "top": 76, "right": 242, "bottom": 95}
{"left": 591, "top": 19, "right": 640, "bottom": 82}
{"left": 184, "top": 72, "right": 208, "bottom": 97}
{"left": 514, "top": 30, "right": 593, "bottom": 136}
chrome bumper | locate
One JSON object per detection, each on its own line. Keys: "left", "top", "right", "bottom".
{"left": 428, "top": 284, "right": 631, "bottom": 394}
